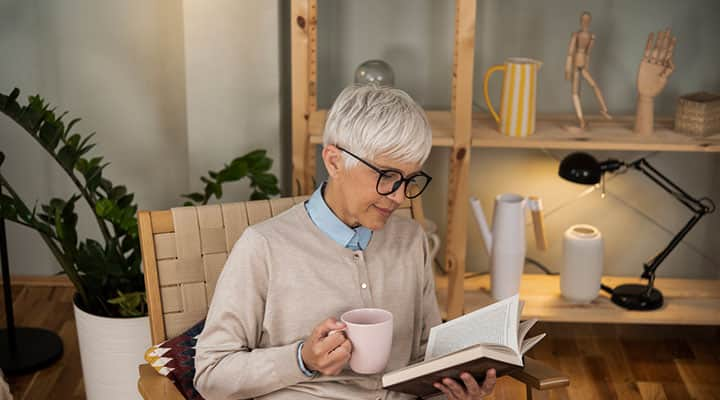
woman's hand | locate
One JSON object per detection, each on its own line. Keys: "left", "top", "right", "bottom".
{"left": 301, "top": 318, "right": 353, "bottom": 376}
{"left": 433, "top": 369, "right": 497, "bottom": 399}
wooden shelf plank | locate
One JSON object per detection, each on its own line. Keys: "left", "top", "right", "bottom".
{"left": 472, "top": 114, "right": 720, "bottom": 152}
{"left": 435, "top": 273, "right": 720, "bottom": 326}
{"left": 309, "top": 110, "right": 720, "bottom": 152}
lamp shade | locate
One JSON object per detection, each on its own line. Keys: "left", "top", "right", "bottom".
{"left": 558, "top": 152, "right": 602, "bottom": 185}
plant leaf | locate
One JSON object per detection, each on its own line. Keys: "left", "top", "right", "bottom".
{"left": 95, "top": 198, "right": 114, "bottom": 218}
{"left": 181, "top": 192, "right": 205, "bottom": 203}
{"left": 57, "top": 145, "right": 77, "bottom": 170}
{"left": 39, "top": 120, "right": 63, "bottom": 151}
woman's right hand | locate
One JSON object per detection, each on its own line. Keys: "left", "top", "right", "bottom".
{"left": 301, "top": 318, "right": 353, "bottom": 376}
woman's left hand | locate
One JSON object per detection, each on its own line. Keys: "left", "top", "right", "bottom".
{"left": 433, "top": 368, "right": 496, "bottom": 399}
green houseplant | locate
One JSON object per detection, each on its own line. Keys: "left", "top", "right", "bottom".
{"left": 0, "top": 88, "right": 280, "bottom": 318}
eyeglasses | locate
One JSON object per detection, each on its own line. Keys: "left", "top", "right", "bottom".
{"left": 336, "top": 145, "right": 432, "bottom": 199}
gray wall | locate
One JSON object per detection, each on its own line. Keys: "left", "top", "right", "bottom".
{"left": 0, "top": 0, "right": 282, "bottom": 275}
{"left": 0, "top": 1, "right": 188, "bottom": 275}
{"left": 1, "top": 0, "right": 718, "bottom": 279}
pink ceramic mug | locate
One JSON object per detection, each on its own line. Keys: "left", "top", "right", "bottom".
{"left": 337, "top": 308, "right": 393, "bottom": 374}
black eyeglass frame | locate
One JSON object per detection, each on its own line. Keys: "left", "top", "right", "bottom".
{"left": 335, "top": 145, "right": 432, "bottom": 199}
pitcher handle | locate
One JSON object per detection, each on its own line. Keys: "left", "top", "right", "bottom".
{"left": 483, "top": 65, "right": 505, "bottom": 124}
{"left": 527, "top": 196, "right": 548, "bottom": 251}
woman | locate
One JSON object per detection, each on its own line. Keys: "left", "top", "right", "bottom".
{"left": 194, "top": 84, "right": 496, "bottom": 399}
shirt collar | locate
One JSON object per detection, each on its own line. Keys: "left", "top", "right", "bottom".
{"left": 305, "top": 182, "right": 372, "bottom": 250}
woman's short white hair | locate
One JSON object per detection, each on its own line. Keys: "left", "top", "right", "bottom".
{"left": 323, "top": 84, "right": 432, "bottom": 169}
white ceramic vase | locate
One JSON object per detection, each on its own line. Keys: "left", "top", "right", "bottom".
{"left": 73, "top": 299, "right": 151, "bottom": 400}
{"left": 488, "top": 194, "right": 528, "bottom": 300}
{"left": 561, "top": 224, "right": 604, "bottom": 303}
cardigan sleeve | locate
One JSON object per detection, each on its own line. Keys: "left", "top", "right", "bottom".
{"left": 193, "top": 227, "right": 306, "bottom": 400}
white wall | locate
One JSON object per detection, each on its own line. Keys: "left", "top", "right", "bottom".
{"left": 316, "top": 0, "right": 720, "bottom": 278}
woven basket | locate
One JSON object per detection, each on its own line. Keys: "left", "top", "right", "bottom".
{"left": 674, "top": 92, "right": 720, "bottom": 137}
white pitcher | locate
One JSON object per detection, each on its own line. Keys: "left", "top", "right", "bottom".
{"left": 470, "top": 194, "right": 545, "bottom": 300}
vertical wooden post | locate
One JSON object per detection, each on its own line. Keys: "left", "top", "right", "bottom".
{"left": 291, "top": 0, "right": 318, "bottom": 195}
{"left": 444, "top": 0, "right": 476, "bottom": 320}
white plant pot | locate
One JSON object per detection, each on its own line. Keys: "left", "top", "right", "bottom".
{"left": 73, "top": 298, "right": 151, "bottom": 400}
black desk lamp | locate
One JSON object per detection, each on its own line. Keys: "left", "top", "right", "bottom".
{"left": 558, "top": 152, "right": 716, "bottom": 311}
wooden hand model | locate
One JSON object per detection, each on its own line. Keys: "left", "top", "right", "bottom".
{"left": 565, "top": 12, "right": 612, "bottom": 129}
{"left": 633, "top": 29, "right": 677, "bottom": 135}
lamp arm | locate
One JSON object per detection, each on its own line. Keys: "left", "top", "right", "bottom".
{"left": 630, "top": 158, "right": 713, "bottom": 214}
{"left": 641, "top": 213, "right": 704, "bottom": 280}
{"left": 625, "top": 158, "right": 715, "bottom": 283}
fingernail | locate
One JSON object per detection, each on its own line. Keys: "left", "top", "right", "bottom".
{"left": 335, "top": 321, "right": 344, "bottom": 327}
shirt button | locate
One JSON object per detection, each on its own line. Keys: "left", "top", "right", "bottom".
{"left": 361, "top": 283, "right": 368, "bottom": 289}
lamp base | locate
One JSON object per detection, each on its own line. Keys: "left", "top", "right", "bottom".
{"left": 610, "top": 284, "right": 664, "bottom": 311}
{"left": 0, "top": 327, "right": 63, "bottom": 375}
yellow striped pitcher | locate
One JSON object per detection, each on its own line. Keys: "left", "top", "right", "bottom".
{"left": 483, "top": 58, "right": 542, "bottom": 137}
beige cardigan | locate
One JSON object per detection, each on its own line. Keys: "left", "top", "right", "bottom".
{"left": 194, "top": 203, "right": 442, "bottom": 400}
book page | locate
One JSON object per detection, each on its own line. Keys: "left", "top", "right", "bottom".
{"left": 517, "top": 318, "right": 538, "bottom": 344}
{"left": 520, "top": 333, "right": 546, "bottom": 355}
{"left": 424, "top": 295, "right": 519, "bottom": 361}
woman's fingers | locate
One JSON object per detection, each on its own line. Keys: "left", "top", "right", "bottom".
{"left": 481, "top": 369, "right": 497, "bottom": 395}
{"left": 442, "top": 377, "right": 466, "bottom": 399}
{"left": 433, "top": 382, "right": 454, "bottom": 399}
{"left": 460, "top": 373, "right": 483, "bottom": 397}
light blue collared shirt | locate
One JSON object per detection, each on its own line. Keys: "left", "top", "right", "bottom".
{"left": 304, "top": 183, "right": 372, "bottom": 251}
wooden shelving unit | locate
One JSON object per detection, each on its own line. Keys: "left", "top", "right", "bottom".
{"left": 292, "top": 0, "right": 477, "bottom": 320}
{"left": 435, "top": 273, "right": 720, "bottom": 326}
{"left": 291, "top": 0, "right": 720, "bottom": 322}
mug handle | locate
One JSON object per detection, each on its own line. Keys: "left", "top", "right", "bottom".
{"left": 427, "top": 233, "right": 440, "bottom": 265}
{"left": 483, "top": 65, "right": 506, "bottom": 124}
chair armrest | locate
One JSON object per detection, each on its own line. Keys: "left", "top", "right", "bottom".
{"left": 138, "top": 364, "right": 186, "bottom": 400}
{"left": 509, "top": 357, "right": 570, "bottom": 390}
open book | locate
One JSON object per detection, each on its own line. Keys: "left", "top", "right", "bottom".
{"left": 382, "top": 294, "right": 545, "bottom": 398}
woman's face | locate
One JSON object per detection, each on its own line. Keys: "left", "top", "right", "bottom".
{"left": 324, "top": 146, "right": 422, "bottom": 231}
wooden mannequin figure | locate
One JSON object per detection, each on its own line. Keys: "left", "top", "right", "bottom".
{"left": 565, "top": 12, "right": 612, "bottom": 129}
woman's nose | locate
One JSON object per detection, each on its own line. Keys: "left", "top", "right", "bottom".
{"left": 386, "top": 185, "right": 407, "bottom": 204}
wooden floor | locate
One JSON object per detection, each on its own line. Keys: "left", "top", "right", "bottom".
{"left": 1, "top": 283, "right": 719, "bottom": 400}
{"left": 1, "top": 283, "right": 84, "bottom": 400}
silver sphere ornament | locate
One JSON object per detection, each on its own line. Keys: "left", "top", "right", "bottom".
{"left": 354, "top": 60, "right": 395, "bottom": 86}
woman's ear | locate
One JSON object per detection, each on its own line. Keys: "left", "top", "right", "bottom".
{"left": 322, "top": 145, "right": 344, "bottom": 178}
